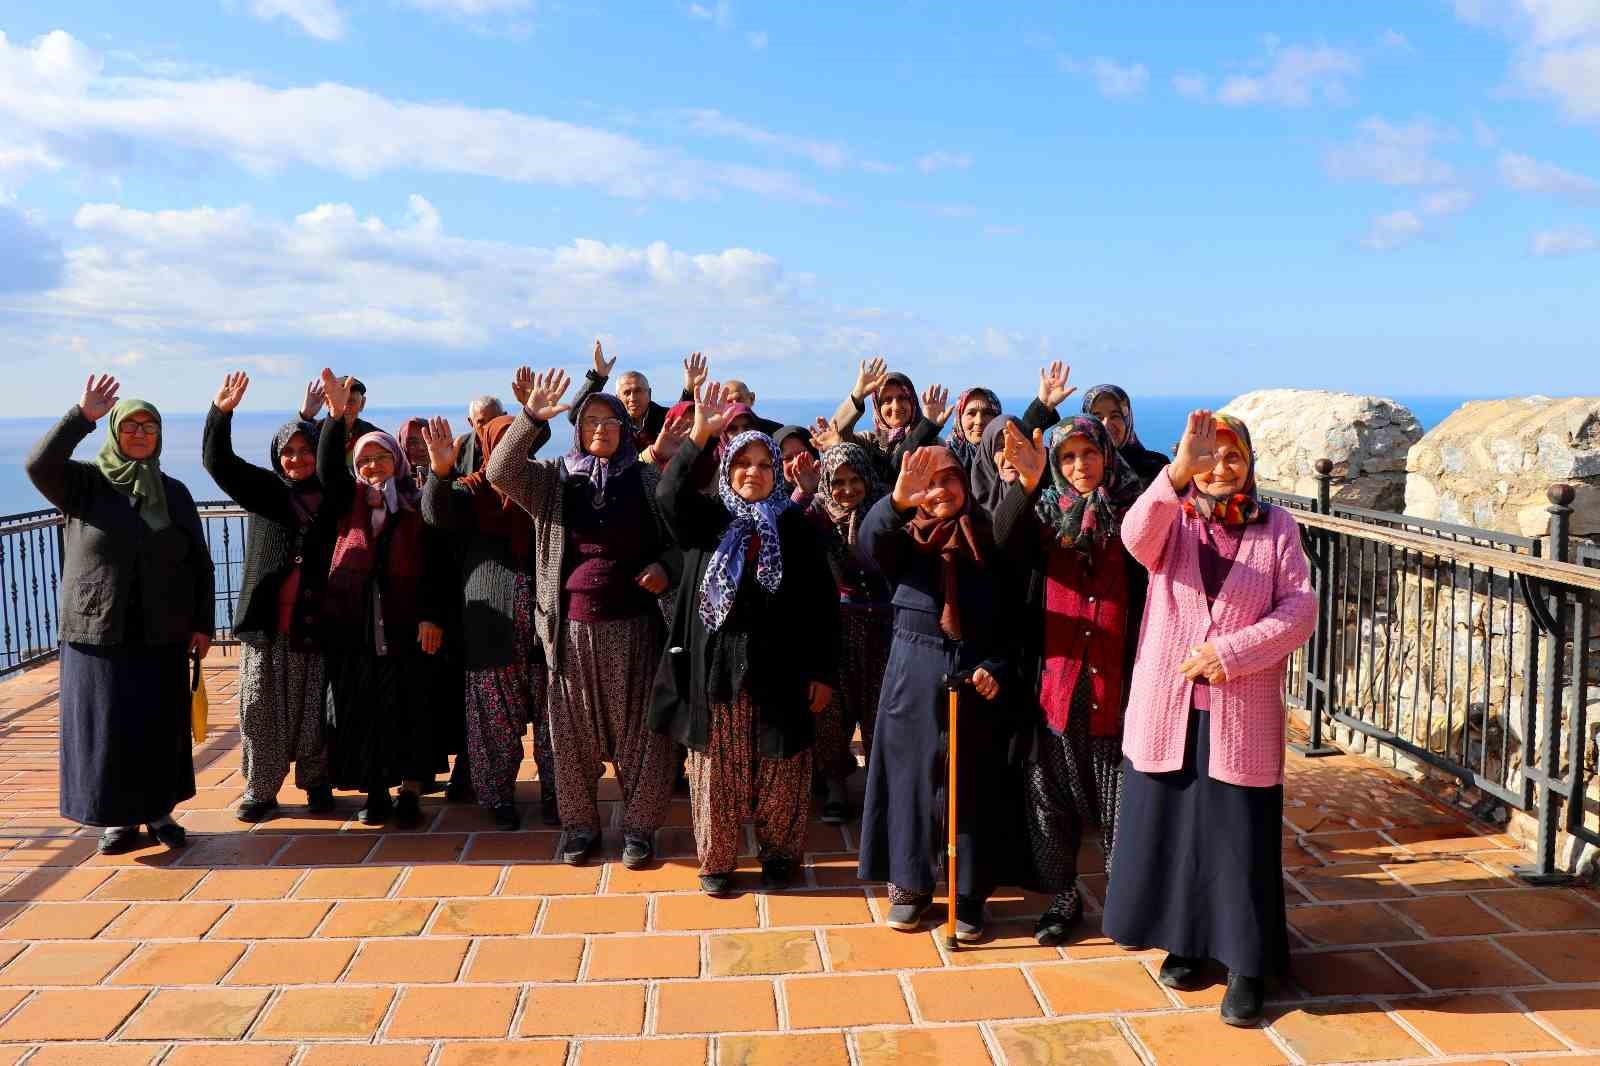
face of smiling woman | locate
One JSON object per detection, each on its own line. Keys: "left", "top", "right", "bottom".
{"left": 278, "top": 432, "right": 316, "bottom": 482}
{"left": 728, "top": 441, "right": 775, "bottom": 502}
{"left": 356, "top": 442, "right": 396, "bottom": 488}
{"left": 1054, "top": 434, "right": 1106, "bottom": 495}
{"left": 118, "top": 411, "right": 160, "bottom": 461}
{"left": 1193, "top": 435, "right": 1250, "bottom": 497}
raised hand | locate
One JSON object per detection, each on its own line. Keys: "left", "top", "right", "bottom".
{"left": 810, "top": 417, "right": 842, "bottom": 451}
{"left": 592, "top": 340, "right": 616, "bottom": 378}
{"left": 652, "top": 409, "right": 692, "bottom": 464}
{"left": 525, "top": 368, "right": 573, "bottom": 422}
{"left": 922, "top": 383, "right": 951, "bottom": 427}
{"left": 214, "top": 371, "right": 250, "bottom": 413}
{"left": 511, "top": 365, "right": 534, "bottom": 407}
{"left": 851, "top": 356, "right": 889, "bottom": 402}
{"left": 891, "top": 446, "right": 940, "bottom": 512}
{"left": 1004, "top": 421, "right": 1047, "bottom": 494}
{"left": 299, "top": 377, "right": 326, "bottom": 421}
{"left": 422, "top": 416, "right": 458, "bottom": 477}
{"left": 691, "top": 380, "right": 731, "bottom": 447}
{"left": 1037, "top": 361, "right": 1076, "bottom": 409}
{"left": 682, "top": 351, "right": 709, "bottom": 394}
{"left": 319, "top": 369, "right": 354, "bottom": 422}
{"left": 1169, "top": 409, "right": 1218, "bottom": 492}
{"left": 788, "top": 450, "right": 821, "bottom": 495}
{"left": 78, "top": 374, "right": 120, "bottom": 423}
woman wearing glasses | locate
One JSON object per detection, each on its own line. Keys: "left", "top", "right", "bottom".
{"left": 487, "top": 372, "right": 682, "bottom": 868}
{"left": 26, "top": 375, "right": 214, "bottom": 853}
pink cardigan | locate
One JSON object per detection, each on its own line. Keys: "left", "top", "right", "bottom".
{"left": 1121, "top": 468, "right": 1317, "bottom": 787}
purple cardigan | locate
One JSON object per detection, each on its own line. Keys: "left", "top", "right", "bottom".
{"left": 1121, "top": 467, "right": 1318, "bottom": 787}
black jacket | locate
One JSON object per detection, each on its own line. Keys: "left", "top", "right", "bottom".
{"left": 421, "top": 473, "right": 536, "bottom": 671}
{"left": 26, "top": 408, "right": 214, "bottom": 647}
{"left": 202, "top": 406, "right": 335, "bottom": 649}
{"left": 648, "top": 440, "right": 840, "bottom": 759}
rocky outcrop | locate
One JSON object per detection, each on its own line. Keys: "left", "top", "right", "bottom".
{"left": 1219, "top": 389, "right": 1422, "bottom": 512}
{"left": 1405, "top": 396, "right": 1600, "bottom": 541}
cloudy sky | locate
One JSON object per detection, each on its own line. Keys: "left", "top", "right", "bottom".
{"left": 0, "top": 1, "right": 1596, "bottom": 415}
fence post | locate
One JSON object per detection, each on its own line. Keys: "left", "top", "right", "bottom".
{"left": 1292, "top": 458, "right": 1340, "bottom": 758}
{"left": 1515, "top": 483, "right": 1574, "bottom": 885}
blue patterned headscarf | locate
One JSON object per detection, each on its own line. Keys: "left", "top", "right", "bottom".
{"left": 698, "top": 430, "right": 792, "bottom": 632}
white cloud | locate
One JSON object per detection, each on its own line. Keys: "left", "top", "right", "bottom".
{"left": 1172, "top": 73, "right": 1209, "bottom": 99}
{"left": 687, "top": 1, "right": 732, "bottom": 29}
{"left": 746, "top": 31, "right": 768, "bottom": 50}
{"left": 916, "top": 151, "right": 972, "bottom": 175}
{"left": 401, "top": 0, "right": 532, "bottom": 13}
{"left": 1060, "top": 56, "right": 1148, "bottom": 99}
{"left": 680, "top": 109, "right": 845, "bottom": 169}
{"left": 1378, "top": 28, "right": 1412, "bottom": 51}
{"left": 1499, "top": 150, "right": 1600, "bottom": 200}
{"left": 1456, "top": 0, "right": 1600, "bottom": 122}
{"left": 1206, "top": 40, "right": 1362, "bottom": 107}
{"left": 1532, "top": 224, "right": 1598, "bottom": 255}
{"left": 1362, "top": 209, "right": 1425, "bottom": 250}
{"left": 248, "top": 0, "right": 346, "bottom": 41}
{"left": 1422, "top": 187, "right": 1474, "bottom": 215}
{"left": 982, "top": 224, "right": 1024, "bottom": 237}
{"left": 906, "top": 203, "right": 976, "bottom": 218}
{"left": 1324, "top": 118, "right": 1456, "bottom": 186}
{"left": 0, "top": 29, "right": 828, "bottom": 205}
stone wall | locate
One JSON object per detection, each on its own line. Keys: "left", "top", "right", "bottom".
{"left": 1219, "top": 389, "right": 1422, "bottom": 511}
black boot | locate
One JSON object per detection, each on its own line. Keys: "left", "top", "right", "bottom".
{"left": 1220, "top": 973, "right": 1265, "bottom": 1027}
{"left": 393, "top": 789, "right": 424, "bottom": 830}
{"left": 1158, "top": 953, "right": 1208, "bottom": 991}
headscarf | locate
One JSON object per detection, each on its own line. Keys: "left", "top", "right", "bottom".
{"left": 269, "top": 419, "right": 323, "bottom": 528}
{"left": 351, "top": 429, "right": 419, "bottom": 535}
{"left": 904, "top": 446, "right": 984, "bottom": 640}
{"left": 870, "top": 372, "right": 922, "bottom": 446}
{"left": 93, "top": 399, "right": 170, "bottom": 531}
{"left": 1183, "top": 414, "right": 1268, "bottom": 527}
{"left": 772, "top": 425, "right": 818, "bottom": 459}
{"left": 713, "top": 403, "right": 757, "bottom": 458}
{"left": 946, "top": 386, "right": 1002, "bottom": 468}
{"left": 968, "top": 415, "right": 1023, "bottom": 517}
{"left": 816, "top": 443, "right": 885, "bottom": 547}
{"left": 1034, "top": 417, "right": 1141, "bottom": 555}
{"left": 560, "top": 393, "right": 640, "bottom": 508}
{"left": 456, "top": 414, "right": 534, "bottom": 561}
{"left": 698, "top": 431, "right": 792, "bottom": 632}
{"left": 394, "top": 417, "right": 429, "bottom": 483}
{"left": 1081, "top": 384, "right": 1148, "bottom": 456}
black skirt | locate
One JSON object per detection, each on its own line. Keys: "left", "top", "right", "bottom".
{"left": 1101, "top": 705, "right": 1288, "bottom": 978}
{"left": 58, "top": 640, "right": 195, "bottom": 827}
{"left": 325, "top": 650, "right": 443, "bottom": 790}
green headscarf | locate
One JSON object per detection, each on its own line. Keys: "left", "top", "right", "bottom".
{"left": 93, "top": 398, "right": 171, "bottom": 531}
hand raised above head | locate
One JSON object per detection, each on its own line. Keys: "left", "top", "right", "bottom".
{"left": 852, "top": 356, "right": 888, "bottom": 402}
{"left": 1169, "top": 409, "right": 1218, "bottom": 491}
{"left": 511, "top": 365, "right": 535, "bottom": 407}
{"left": 79, "top": 374, "right": 121, "bottom": 423}
{"left": 300, "top": 376, "right": 326, "bottom": 420}
{"left": 922, "top": 383, "right": 951, "bottom": 427}
{"left": 1037, "top": 360, "right": 1075, "bottom": 409}
{"left": 1003, "top": 421, "right": 1047, "bottom": 494}
{"left": 593, "top": 339, "right": 616, "bottom": 377}
{"left": 214, "top": 371, "right": 250, "bottom": 413}
{"left": 525, "top": 368, "right": 573, "bottom": 422}
{"left": 891, "top": 446, "right": 940, "bottom": 511}
{"left": 691, "top": 379, "right": 731, "bottom": 445}
{"left": 682, "top": 351, "right": 709, "bottom": 393}
{"left": 810, "top": 417, "right": 842, "bottom": 451}
{"left": 422, "top": 416, "right": 458, "bottom": 476}
{"left": 319, "top": 369, "right": 353, "bottom": 420}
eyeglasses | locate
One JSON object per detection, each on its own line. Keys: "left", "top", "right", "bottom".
{"left": 581, "top": 418, "right": 624, "bottom": 432}
{"left": 118, "top": 422, "right": 160, "bottom": 437}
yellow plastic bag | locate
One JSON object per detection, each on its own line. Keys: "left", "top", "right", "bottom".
{"left": 190, "top": 651, "right": 208, "bottom": 744}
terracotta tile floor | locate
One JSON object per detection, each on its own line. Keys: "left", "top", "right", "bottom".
{"left": 3, "top": 659, "right": 1599, "bottom": 1064}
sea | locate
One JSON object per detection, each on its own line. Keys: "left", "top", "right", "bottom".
{"left": 0, "top": 395, "right": 1479, "bottom": 516}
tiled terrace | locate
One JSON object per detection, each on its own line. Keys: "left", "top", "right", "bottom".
{"left": 1, "top": 660, "right": 1598, "bottom": 1066}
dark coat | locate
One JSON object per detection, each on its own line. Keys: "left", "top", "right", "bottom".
{"left": 201, "top": 406, "right": 334, "bottom": 649}
{"left": 421, "top": 472, "right": 536, "bottom": 671}
{"left": 648, "top": 440, "right": 840, "bottom": 759}
{"left": 26, "top": 408, "right": 214, "bottom": 647}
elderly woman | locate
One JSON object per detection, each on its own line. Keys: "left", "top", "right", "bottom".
{"left": 857, "top": 446, "right": 1012, "bottom": 941}
{"left": 486, "top": 369, "right": 681, "bottom": 868}
{"left": 945, "top": 361, "right": 1077, "bottom": 474}
{"left": 1082, "top": 384, "right": 1171, "bottom": 489}
{"left": 803, "top": 443, "right": 893, "bottom": 823}
{"left": 317, "top": 372, "right": 452, "bottom": 829}
{"left": 993, "top": 418, "right": 1143, "bottom": 944}
{"left": 650, "top": 382, "right": 839, "bottom": 896}
{"left": 1102, "top": 411, "right": 1317, "bottom": 1026}
{"left": 203, "top": 372, "right": 334, "bottom": 823}
{"left": 827, "top": 358, "right": 948, "bottom": 482}
{"left": 27, "top": 375, "right": 214, "bottom": 853}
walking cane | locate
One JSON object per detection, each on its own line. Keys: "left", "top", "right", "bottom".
{"left": 941, "top": 672, "right": 970, "bottom": 950}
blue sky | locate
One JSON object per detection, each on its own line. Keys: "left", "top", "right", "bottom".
{"left": 0, "top": 1, "right": 1596, "bottom": 416}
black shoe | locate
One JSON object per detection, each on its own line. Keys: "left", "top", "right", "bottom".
{"left": 1220, "top": 973, "right": 1265, "bottom": 1027}
{"left": 148, "top": 822, "right": 187, "bottom": 849}
{"left": 491, "top": 803, "right": 521, "bottom": 831}
{"left": 560, "top": 830, "right": 597, "bottom": 866}
{"left": 621, "top": 835, "right": 652, "bottom": 870}
{"left": 820, "top": 799, "right": 848, "bottom": 825}
{"left": 1158, "top": 953, "right": 1208, "bottom": 991}
{"left": 699, "top": 872, "right": 734, "bottom": 897}
{"left": 235, "top": 798, "right": 279, "bottom": 823}
{"left": 1033, "top": 908, "right": 1080, "bottom": 946}
{"left": 305, "top": 786, "right": 335, "bottom": 814}
{"left": 760, "top": 857, "right": 797, "bottom": 890}
{"left": 418, "top": 776, "right": 445, "bottom": 795}
{"left": 97, "top": 826, "right": 142, "bottom": 855}
{"left": 885, "top": 895, "right": 932, "bottom": 931}
{"left": 359, "top": 791, "right": 392, "bottom": 826}
{"left": 393, "top": 790, "right": 424, "bottom": 830}
{"left": 445, "top": 776, "right": 473, "bottom": 804}
{"left": 540, "top": 790, "right": 560, "bottom": 826}
{"left": 955, "top": 897, "right": 986, "bottom": 943}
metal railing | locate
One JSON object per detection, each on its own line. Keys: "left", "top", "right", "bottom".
{"left": 1267, "top": 463, "right": 1599, "bottom": 882}
{"left": 0, "top": 501, "right": 247, "bottom": 677}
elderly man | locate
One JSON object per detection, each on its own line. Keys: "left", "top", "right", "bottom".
{"left": 719, "top": 379, "right": 782, "bottom": 435}
{"left": 298, "top": 375, "right": 379, "bottom": 461}
{"left": 570, "top": 342, "right": 699, "bottom": 445}
{"left": 454, "top": 395, "right": 506, "bottom": 474}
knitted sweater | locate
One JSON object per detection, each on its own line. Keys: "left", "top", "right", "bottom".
{"left": 1121, "top": 467, "right": 1317, "bottom": 787}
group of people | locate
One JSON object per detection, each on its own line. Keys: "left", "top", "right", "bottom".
{"left": 27, "top": 345, "right": 1315, "bottom": 1026}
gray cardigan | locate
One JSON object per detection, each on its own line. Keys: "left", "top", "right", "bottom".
{"left": 26, "top": 407, "right": 215, "bottom": 647}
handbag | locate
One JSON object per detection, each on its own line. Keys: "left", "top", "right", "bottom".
{"left": 190, "top": 650, "right": 209, "bottom": 744}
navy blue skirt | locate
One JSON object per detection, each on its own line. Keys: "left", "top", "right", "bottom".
{"left": 1101, "top": 706, "right": 1288, "bottom": 978}
{"left": 58, "top": 640, "right": 195, "bottom": 827}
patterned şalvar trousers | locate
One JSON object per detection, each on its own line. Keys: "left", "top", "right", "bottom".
{"left": 811, "top": 603, "right": 892, "bottom": 782}
{"left": 686, "top": 691, "right": 813, "bottom": 875}
{"left": 462, "top": 574, "right": 547, "bottom": 809}
{"left": 238, "top": 633, "right": 330, "bottom": 802}
{"left": 546, "top": 613, "right": 676, "bottom": 836}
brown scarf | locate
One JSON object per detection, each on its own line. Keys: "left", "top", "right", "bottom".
{"left": 904, "top": 447, "right": 984, "bottom": 640}
{"left": 457, "top": 415, "right": 533, "bottom": 563}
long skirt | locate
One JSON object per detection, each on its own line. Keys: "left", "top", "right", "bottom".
{"left": 324, "top": 649, "right": 439, "bottom": 791}
{"left": 1020, "top": 680, "right": 1122, "bottom": 915}
{"left": 547, "top": 614, "right": 675, "bottom": 836}
{"left": 238, "top": 634, "right": 329, "bottom": 803}
{"left": 685, "top": 691, "right": 812, "bottom": 875}
{"left": 857, "top": 627, "right": 1011, "bottom": 900}
{"left": 1102, "top": 705, "right": 1289, "bottom": 978}
{"left": 463, "top": 575, "right": 545, "bottom": 809}
{"left": 812, "top": 603, "right": 892, "bottom": 782}
{"left": 59, "top": 640, "right": 194, "bottom": 827}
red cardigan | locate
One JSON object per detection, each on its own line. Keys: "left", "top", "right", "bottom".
{"left": 1039, "top": 535, "right": 1129, "bottom": 738}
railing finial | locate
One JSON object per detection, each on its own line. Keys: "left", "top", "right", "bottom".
{"left": 1547, "top": 483, "right": 1575, "bottom": 509}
